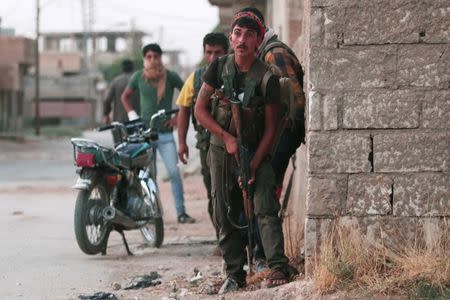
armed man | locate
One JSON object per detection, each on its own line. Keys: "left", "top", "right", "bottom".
{"left": 239, "top": 7, "right": 306, "bottom": 273}
{"left": 176, "top": 32, "right": 229, "bottom": 245}
{"left": 195, "top": 11, "right": 297, "bottom": 294}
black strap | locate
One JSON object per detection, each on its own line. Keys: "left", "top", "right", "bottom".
{"left": 191, "top": 66, "right": 207, "bottom": 129}
{"left": 261, "top": 39, "right": 304, "bottom": 89}
{"left": 279, "top": 154, "right": 296, "bottom": 221}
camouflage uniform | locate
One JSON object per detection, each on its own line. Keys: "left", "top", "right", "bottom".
{"left": 191, "top": 67, "right": 215, "bottom": 237}
{"left": 206, "top": 54, "right": 289, "bottom": 284}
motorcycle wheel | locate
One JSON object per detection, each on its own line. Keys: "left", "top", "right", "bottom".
{"left": 74, "top": 183, "right": 111, "bottom": 255}
{"left": 139, "top": 178, "right": 164, "bottom": 248}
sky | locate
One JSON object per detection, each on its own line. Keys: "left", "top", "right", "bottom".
{"left": 1, "top": 0, "right": 219, "bottom": 66}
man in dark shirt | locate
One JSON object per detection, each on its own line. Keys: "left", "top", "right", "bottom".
{"left": 195, "top": 11, "right": 295, "bottom": 294}
{"left": 102, "top": 59, "right": 139, "bottom": 125}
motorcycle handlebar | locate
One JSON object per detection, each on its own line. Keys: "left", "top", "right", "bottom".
{"left": 97, "top": 124, "right": 114, "bottom": 132}
{"left": 97, "top": 110, "right": 177, "bottom": 139}
{"left": 165, "top": 108, "right": 179, "bottom": 115}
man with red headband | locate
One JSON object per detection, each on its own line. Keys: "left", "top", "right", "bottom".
{"left": 195, "top": 11, "right": 295, "bottom": 293}
{"left": 237, "top": 7, "right": 306, "bottom": 274}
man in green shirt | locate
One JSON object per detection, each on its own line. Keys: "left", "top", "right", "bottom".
{"left": 121, "top": 43, "right": 195, "bottom": 224}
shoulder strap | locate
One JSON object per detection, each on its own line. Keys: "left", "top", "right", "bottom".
{"left": 220, "top": 56, "right": 272, "bottom": 107}
{"left": 243, "top": 58, "right": 271, "bottom": 106}
{"left": 261, "top": 40, "right": 304, "bottom": 89}
{"left": 193, "top": 66, "right": 207, "bottom": 100}
{"left": 247, "top": 58, "right": 268, "bottom": 82}
{"left": 261, "top": 70, "right": 272, "bottom": 99}
{"left": 221, "top": 54, "right": 235, "bottom": 101}
{"left": 278, "top": 155, "right": 296, "bottom": 222}
{"left": 261, "top": 39, "right": 295, "bottom": 59}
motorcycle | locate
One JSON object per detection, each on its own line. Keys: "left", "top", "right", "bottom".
{"left": 70, "top": 108, "right": 179, "bottom": 255}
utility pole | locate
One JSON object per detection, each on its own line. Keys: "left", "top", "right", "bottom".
{"left": 81, "top": 0, "right": 95, "bottom": 126}
{"left": 34, "top": 0, "right": 41, "bottom": 135}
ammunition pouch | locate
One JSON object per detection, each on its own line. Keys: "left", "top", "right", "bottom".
{"left": 195, "top": 127, "right": 210, "bottom": 150}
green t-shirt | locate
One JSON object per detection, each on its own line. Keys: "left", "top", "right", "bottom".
{"left": 128, "top": 69, "right": 183, "bottom": 132}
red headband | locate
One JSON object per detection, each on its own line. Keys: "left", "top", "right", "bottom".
{"left": 232, "top": 11, "right": 265, "bottom": 38}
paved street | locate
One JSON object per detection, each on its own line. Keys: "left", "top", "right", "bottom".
{"left": 0, "top": 130, "right": 308, "bottom": 299}
{"left": 0, "top": 130, "right": 220, "bottom": 299}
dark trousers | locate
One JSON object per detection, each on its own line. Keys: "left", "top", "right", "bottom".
{"left": 272, "top": 125, "right": 303, "bottom": 185}
{"left": 254, "top": 124, "right": 304, "bottom": 260}
{"left": 209, "top": 144, "right": 288, "bottom": 282}
{"left": 198, "top": 144, "right": 218, "bottom": 240}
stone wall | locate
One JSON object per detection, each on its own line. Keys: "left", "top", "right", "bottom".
{"left": 303, "top": 0, "right": 450, "bottom": 275}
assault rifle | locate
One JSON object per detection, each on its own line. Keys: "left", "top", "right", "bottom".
{"left": 230, "top": 99, "right": 255, "bottom": 276}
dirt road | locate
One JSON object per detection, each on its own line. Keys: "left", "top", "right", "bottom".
{"left": 0, "top": 133, "right": 311, "bottom": 300}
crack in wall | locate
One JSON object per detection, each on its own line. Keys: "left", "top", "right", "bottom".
{"left": 368, "top": 134, "right": 374, "bottom": 172}
{"left": 389, "top": 182, "right": 394, "bottom": 215}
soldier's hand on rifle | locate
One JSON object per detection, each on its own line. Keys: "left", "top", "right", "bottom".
{"left": 237, "top": 175, "right": 254, "bottom": 189}
{"left": 178, "top": 142, "right": 189, "bottom": 164}
{"left": 249, "top": 159, "right": 257, "bottom": 185}
{"left": 237, "top": 162, "right": 256, "bottom": 188}
{"left": 223, "top": 132, "right": 239, "bottom": 163}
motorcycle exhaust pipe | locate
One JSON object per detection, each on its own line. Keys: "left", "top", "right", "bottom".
{"left": 102, "top": 206, "right": 137, "bottom": 229}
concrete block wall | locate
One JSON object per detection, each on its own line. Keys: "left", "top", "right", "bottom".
{"left": 303, "top": 0, "right": 450, "bottom": 275}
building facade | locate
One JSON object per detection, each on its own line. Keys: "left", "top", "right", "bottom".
{"left": 0, "top": 36, "right": 35, "bottom": 138}
{"left": 210, "top": 0, "right": 450, "bottom": 276}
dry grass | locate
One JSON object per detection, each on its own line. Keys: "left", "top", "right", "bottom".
{"left": 312, "top": 221, "right": 450, "bottom": 298}
{"left": 283, "top": 214, "right": 305, "bottom": 274}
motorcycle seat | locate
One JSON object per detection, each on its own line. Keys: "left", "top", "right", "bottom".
{"left": 117, "top": 143, "right": 150, "bottom": 158}
{"left": 116, "top": 143, "right": 152, "bottom": 169}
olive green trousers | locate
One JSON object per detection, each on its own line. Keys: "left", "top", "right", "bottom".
{"left": 208, "top": 144, "right": 288, "bottom": 282}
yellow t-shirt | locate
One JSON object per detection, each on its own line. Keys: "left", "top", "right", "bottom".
{"left": 175, "top": 71, "right": 195, "bottom": 107}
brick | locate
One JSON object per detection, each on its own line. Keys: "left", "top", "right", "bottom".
{"left": 422, "top": 90, "right": 450, "bottom": 129}
{"left": 311, "top": 0, "right": 357, "bottom": 7}
{"left": 307, "top": 175, "right": 347, "bottom": 216}
{"left": 312, "top": 0, "right": 450, "bottom": 46}
{"left": 308, "top": 90, "right": 322, "bottom": 130}
{"left": 397, "top": 44, "right": 449, "bottom": 88}
{"left": 304, "top": 218, "right": 318, "bottom": 277}
{"left": 311, "top": 0, "right": 334, "bottom": 6}
{"left": 304, "top": 217, "right": 333, "bottom": 276}
{"left": 374, "top": 132, "right": 450, "bottom": 172}
{"left": 347, "top": 175, "right": 393, "bottom": 216}
{"left": 343, "top": 0, "right": 427, "bottom": 45}
{"left": 310, "top": 8, "right": 325, "bottom": 48}
{"left": 394, "top": 173, "right": 450, "bottom": 217}
{"left": 323, "top": 94, "right": 338, "bottom": 130}
{"left": 310, "top": 47, "right": 396, "bottom": 90}
{"left": 304, "top": 218, "right": 318, "bottom": 259}
{"left": 423, "top": 0, "right": 450, "bottom": 43}
{"left": 309, "top": 132, "right": 372, "bottom": 173}
{"left": 342, "top": 216, "right": 447, "bottom": 248}
{"left": 323, "top": 9, "right": 346, "bottom": 48}
{"left": 304, "top": 216, "right": 448, "bottom": 276}
{"left": 342, "top": 90, "right": 421, "bottom": 129}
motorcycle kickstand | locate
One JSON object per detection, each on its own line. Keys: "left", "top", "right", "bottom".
{"left": 101, "top": 231, "right": 110, "bottom": 255}
{"left": 117, "top": 229, "right": 133, "bottom": 256}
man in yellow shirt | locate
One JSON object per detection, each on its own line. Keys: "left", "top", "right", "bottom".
{"left": 177, "top": 32, "right": 228, "bottom": 240}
